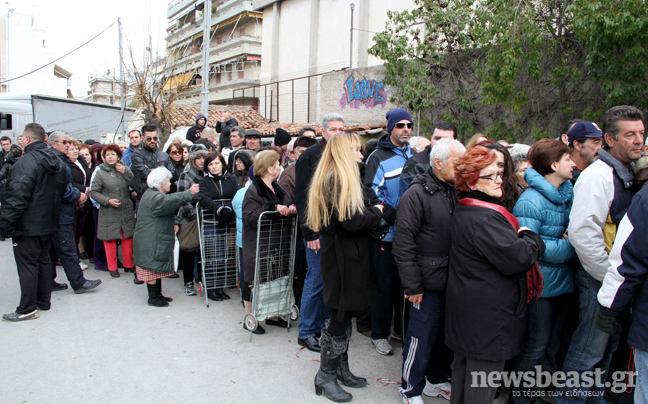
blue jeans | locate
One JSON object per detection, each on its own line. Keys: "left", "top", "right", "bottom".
{"left": 635, "top": 349, "right": 648, "bottom": 404}
{"left": 400, "top": 291, "right": 452, "bottom": 398}
{"left": 50, "top": 225, "right": 87, "bottom": 290}
{"left": 298, "top": 238, "right": 329, "bottom": 339}
{"left": 556, "top": 269, "right": 620, "bottom": 404}
{"left": 511, "top": 294, "right": 576, "bottom": 403}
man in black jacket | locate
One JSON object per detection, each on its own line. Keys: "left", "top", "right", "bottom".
{"left": 294, "top": 113, "right": 345, "bottom": 352}
{"left": 186, "top": 113, "right": 207, "bottom": 143}
{"left": 131, "top": 124, "right": 176, "bottom": 198}
{"left": 0, "top": 124, "right": 67, "bottom": 321}
{"left": 394, "top": 138, "right": 465, "bottom": 403}
{"left": 216, "top": 112, "right": 238, "bottom": 150}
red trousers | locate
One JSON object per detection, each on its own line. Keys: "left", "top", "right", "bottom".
{"left": 103, "top": 230, "right": 134, "bottom": 271}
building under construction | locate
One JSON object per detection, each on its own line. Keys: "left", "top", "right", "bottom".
{"left": 165, "top": 0, "right": 262, "bottom": 107}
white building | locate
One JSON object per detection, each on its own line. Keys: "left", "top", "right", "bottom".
{"left": 252, "top": 0, "right": 414, "bottom": 124}
{"left": 0, "top": 10, "right": 72, "bottom": 97}
{"left": 86, "top": 70, "right": 132, "bottom": 106}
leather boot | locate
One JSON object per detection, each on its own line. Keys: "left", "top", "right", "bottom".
{"left": 157, "top": 279, "right": 173, "bottom": 302}
{"left": 337, "top": 325, "right": 367, "bottom": 388}
{"left": 147, "top": 283, "right": 169, "bottom": 307}
{"left": 314, "top": 329, "right": 352, "bottom": 402}
{"left": 133, "top": 272, "right": 144, "bottom": 285}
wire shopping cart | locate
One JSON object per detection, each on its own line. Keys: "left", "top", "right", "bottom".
{"left": 196, "top": 201, "right": 239, "bottom": 307}
{"left": 244, "top": 211, "right": 300, "bottom": 337}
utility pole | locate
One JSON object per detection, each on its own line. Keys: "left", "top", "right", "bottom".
{"left": 200, "top": 1, "right": 212, "bottom": 118}
{"left": 118, "top": 17, "right": 126, "bottom": 134}
{"left": 350, "top": 3, "right": 355, "bottom": 69}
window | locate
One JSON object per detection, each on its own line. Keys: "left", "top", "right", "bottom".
{"left": 0, "top": 114, "right": 12, "bottom": 130}
{"left": 216, "top": 73, "right": 221, "bottom": 84}
{"left": 238, "top": 70, "right": 244, "bottom": 79}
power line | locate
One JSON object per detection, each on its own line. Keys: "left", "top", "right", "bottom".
{"left": 0, "top": 20, "right": 118, "bottom": 84}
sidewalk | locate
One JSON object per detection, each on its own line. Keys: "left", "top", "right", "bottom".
{"left": 0, "top": 238, "right": 502, "bottom": 404}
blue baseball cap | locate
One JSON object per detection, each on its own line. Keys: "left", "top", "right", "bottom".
{"left": 567, "top": 121, "right": 603, "bottom": 143}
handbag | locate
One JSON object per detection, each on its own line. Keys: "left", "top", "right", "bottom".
{"left": 177, "top": 219, "right": 200, "bottom": 252}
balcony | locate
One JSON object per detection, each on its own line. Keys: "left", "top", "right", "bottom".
{"left": 167, "top": 36, "right": 262, "bottom": 72}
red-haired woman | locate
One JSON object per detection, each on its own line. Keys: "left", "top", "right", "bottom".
{"left": 445, "top": 147, "right": 545, "bottom": 404}
{"left": 90, "top": 144, "right": 136, "bottom": 278}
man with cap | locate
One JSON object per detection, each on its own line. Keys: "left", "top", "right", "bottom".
{"left": 227, "top": 129, "right": 261, "bottom": 173}
{"left": 364, "top": 108, "right": 414, "bottom": 356}
{"left": 274, "top": 128, "right": 292, "bottom": 165}
{"left": 186, "top": 113, "right": 207, "bottom": 143}
{"left": 566, "top": 121, "right": 604, "bottom": 184}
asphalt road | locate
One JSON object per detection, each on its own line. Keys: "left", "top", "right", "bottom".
{"left": 0, "top": 237, "right": 508, "bottom": 404}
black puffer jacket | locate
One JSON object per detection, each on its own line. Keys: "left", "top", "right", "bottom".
{"left": 0, "top": 141, "right": 68, "bottom": 238}
{"left": 130, "top": 144, "right": 176, "bottom": 195}
{"left": 241, "top": 177, "right": 293, "bottom": 284}
{"left": 216, "top": 117, "right": 238, "bottom": 149}
{"left": 445, "top": 191, "right": 545, "bottom": 361}
{"left": 294, "top": 141, "right": 325, "bottom": 242}
{"left": 394, "top": 169, "right": 456, "bottom": 295}
{"left": 197, "top": 172, "right": 239, "bottom": 222}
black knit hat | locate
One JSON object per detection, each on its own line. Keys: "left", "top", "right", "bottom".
{"left": 274, "top": 128, "right": 291, "bottom": 147}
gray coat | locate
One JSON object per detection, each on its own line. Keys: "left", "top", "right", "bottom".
{"left": 90, "top": 162, "right": 136, "bottom": 241}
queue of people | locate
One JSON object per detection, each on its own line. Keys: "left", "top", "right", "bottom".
{"left": 1, "top": 105, "right": 647, "bottom": 404}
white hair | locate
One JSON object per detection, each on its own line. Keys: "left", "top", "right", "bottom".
{"left": 116, "top": 141, "right": 127, "bottom": 146}
{"left": 408, "top": 136, "right": 422, "bottom": 151}
{"left": 287, "top": 138, "right": 296, "bottom": 152}
{"left": 429, "top": 138, "right": 465, "bottom": 165}
{"left": 147, "top": 167, "right": 172, "bottom": 190}
{"left": 509, "top": 143, "right": 531, "bottom": 169}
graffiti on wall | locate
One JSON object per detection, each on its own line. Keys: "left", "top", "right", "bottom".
{"left": 340, "top": 74, "right": 388, "bottom": 110}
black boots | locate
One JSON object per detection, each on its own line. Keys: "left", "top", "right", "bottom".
{"left": 314, "top": 330, "right": 353, "bottom": 402}
{"left": 133, "top": 272, "right": 144, "bottom": 285}
{"left": 337, "top": 325, "right": 367, "bottom": 388}
{"left": 147, "top": 281, "right": 169, "bottom": 307}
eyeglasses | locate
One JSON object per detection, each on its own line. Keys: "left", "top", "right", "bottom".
{"left": 145, "top": 136, "right": 159, "bottom": 141}
{"left": 59, "top": 140, "right": 70, "bottom": 145}
{"left": 170, "top": 151, "right": 181, "bottom": 155}
{"left": 394, "top": 123, "right": 413, "bottom": 129}
{"left": 479, "top": 172, "right": 504, "bottom": 181}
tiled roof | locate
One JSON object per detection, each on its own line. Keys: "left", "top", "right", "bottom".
{"left": 170, "top": 105, "right": 386, "bottom": 136}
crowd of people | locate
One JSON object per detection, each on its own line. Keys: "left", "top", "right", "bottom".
{"left": 0, "top": 105, "right": 647, "bottom": 404}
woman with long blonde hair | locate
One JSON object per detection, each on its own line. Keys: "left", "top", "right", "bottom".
{"left": 307, "top": 132, "right": 385, "bottom": 403}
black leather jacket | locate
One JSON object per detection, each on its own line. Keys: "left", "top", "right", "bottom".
{"left": 130, "top": 144, "right": 176, "bottom": 195}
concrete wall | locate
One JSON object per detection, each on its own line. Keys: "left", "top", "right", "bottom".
{"left": 320, "top": 65, "right": 396, "bottom": 126}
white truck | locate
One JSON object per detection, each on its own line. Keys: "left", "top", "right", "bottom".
{"left": 0, "top": 94, "right": 137, "bottom": 143}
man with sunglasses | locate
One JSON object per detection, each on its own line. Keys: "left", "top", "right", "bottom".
{"left": 48, "top": 131, "right": 102, "bottom": 295}
{"left": 131, "top": 124, "right": 176, "bottom": 199}
{"left": 364, "top": 108, "right": 414, "bottom": 356}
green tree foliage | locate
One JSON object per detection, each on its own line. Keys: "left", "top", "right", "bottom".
{"left": 368, "top": 0, "right": 647, "bottom": 142}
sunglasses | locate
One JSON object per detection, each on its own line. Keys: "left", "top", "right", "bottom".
{"left": 145, "top": 136, "right": 159, "bottom": 141}
{"left": 479, "top": 172, "right": 505, "bottom": 181}
{"left": 59, "top": 140, "right": 71, "bottom": 145}
{"left": 170, "top": 151, "right": 181, "bottom": 155}
{"left": 394, "top": 122, "right": 413, "bottom": 129}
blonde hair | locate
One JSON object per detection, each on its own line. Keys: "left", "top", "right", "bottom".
{"left": 253, "top": 149, "right": 280, "bottom": 177}
{"left": 306, "top": 133, "right": 364, "bottom": 232}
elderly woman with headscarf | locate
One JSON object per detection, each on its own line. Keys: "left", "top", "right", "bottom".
{"left": 133, "top": 167, "right": 199, "bottom": 307}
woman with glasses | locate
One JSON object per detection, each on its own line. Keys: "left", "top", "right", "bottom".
{"left": 90, "top": 144, "right": 136, "bottom": 278}
{"left": 167, "top": 141, "right": 186, "bottom": 193}
{"left": 67, "top": 140, "right": 92, "bottom": 263}
{"left": 445, "top": 146, "right": 545, "bottom": 404}
{"left": 509, "top": 139, "right": 576, "bottom": 403}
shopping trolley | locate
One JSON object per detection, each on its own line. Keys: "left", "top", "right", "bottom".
{"left": 244, "top": 211, "right": 300, "bottom": 337}
{"left": 196, "top": 200, "right": 239, "bottom": 307}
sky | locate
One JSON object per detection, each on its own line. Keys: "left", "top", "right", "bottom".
{"left": 3, "top": 0, "right": 170, "bottom": 97}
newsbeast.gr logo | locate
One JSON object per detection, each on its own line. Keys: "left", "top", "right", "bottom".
{"left": 471, "top": 366, "right": 636, "bottom": 397}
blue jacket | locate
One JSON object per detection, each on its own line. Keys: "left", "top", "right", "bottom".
{"left": 513, "top": 168, "right": 576, "bottom": 297}
{"left": 53, "top": 150, "right": 81, "bottom": 225}
{"left": 232, "top": 182, "right": 250, "bottom": 248}
{"left": 122, "top": 145, "right": 135, "bottom": 166}
{"left": 363, "top": 134, "right": 412, "bottom": 241}
{"left": 598, "top": 185, "right": 648, "bottom": 352}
